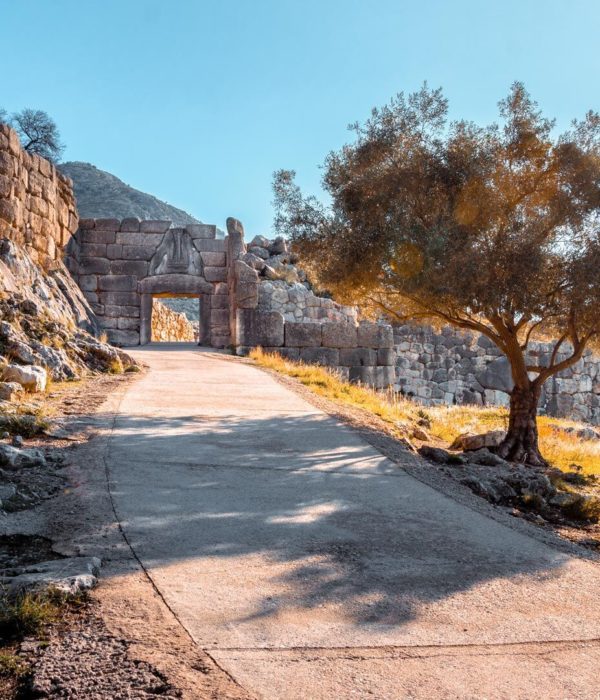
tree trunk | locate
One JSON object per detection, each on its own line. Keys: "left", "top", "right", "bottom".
{"left": 496, "top": 384, "right": 547, "bottom": 466}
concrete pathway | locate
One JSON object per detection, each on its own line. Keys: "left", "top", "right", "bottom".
{"left": 107, "top": 345, "right": 600, "bottom": 699}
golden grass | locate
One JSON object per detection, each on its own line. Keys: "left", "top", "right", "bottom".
{"left": 250, "top": 348, "right": 600, "bottom": 474}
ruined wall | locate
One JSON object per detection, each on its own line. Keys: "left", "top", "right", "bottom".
{"left": 0, "top": 124, "right": 78, "bottom": 267}
{"left": 393, "top": 324, "right": 600, "bottom": 424}
{"left": 151, "top": 300, "right": 197, "bottom": 342}
{"left": 225, "top": 218, "right": 396, "bottom": 388}
{"left": 68, "top": 218, "right": 229, "bottom": 347}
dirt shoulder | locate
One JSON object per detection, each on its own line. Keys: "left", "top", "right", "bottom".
{"left": 1, "top": 369, "right": 251, "bottom": 700}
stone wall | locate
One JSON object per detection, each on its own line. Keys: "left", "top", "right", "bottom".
{"left": 225, "top": 218, "right": 397, "bottom": 388}
{"left": 151, "top": 300, "right": 197, "bottom": 342}
{"left": 0, "top": 124, "right": 78, "bottom": 267}
{"left": 393, "top": 324, "right": 600, "bottom": 424}
{"left": 67, "top": 218, "right": 229, "bottom": 347}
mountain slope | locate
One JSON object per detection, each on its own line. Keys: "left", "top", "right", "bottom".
{"left": 58, "top": 161, "right": 201, "bottom": 226}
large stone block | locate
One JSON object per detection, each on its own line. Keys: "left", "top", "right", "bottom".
{"left": 210, "top": 309, "right": 230, "bottom": 326}
{"left": 322, "top": 322, "right": 357, "bottom": 348}
{"left": 100, "top": 291, "right": 140, "bottom": 306}
{"left": 285, "top": 322, "right": 322, "bottom": 348}
{"left": 104, "top": 304, "right": 140, "bottom": 318}
{"left": 95, "top": 218, "right": 120, "bottom": 231}
{"left": 83, "top": 242, "right": 107, "bottom": 258}
{"left": 264, "top": 347, "right": 300, "bottom": 360}
{"left": 193, "top": 238, "right": 226, "bottom": 253}
{"left": 339, "top": 347, "right": 377, "bottom": 367}
{"left": 78, "top": 218, "right": 95, "bottom": 230}
{"left": 200, "top": 251, "right": 226, "bottom": 267}
{"left": 186, "top": 224, "right": 216, "bottom": 239}
{"left": 106, "top": 243, "right": 123, "bottom": 259}
{"left": 237, "top": 309, "right": 284, "bottom": 347}
{"left": 98, "top": 275, "right": 137, "bottom": 292}
{"left": 349, "top": 366, "right": 377, "bottom": 386}
{"left": 377, "top": 348, "right": 396, "bottom": 366}
{"left": 120, "top": 245, "right": 155, "bottom": 261}
{"left": 211, "top": 294, "right": 229, "bottom": 308}
{"left": 79, "top": 275, "right": 98, "bottom": 292}
{"left": 117, "top": 317, "right": 140, "bottom": 331}
{"left": 358, "top": 321, "right": 394, "bottom": 349}
{"left": 140, "top": 220, "right": 171, "bottom": 233}
{"left": 82, "top": 229, "right": 116, "bottom": 245}
{"left": 204, "top": 266, "right": 228, "bottom": 282}
{"left": 300, "top": 347, "right": 340, "bottom": 367}
{"left": 234, "top": 261, "right": 259, "bottom": 309}
{"left": 79, "top": 257, "right": 110, "bottom": 275}
{"left": 120, "top": 218, "right": 140, "bottom": 232}
{"left": 111, "top": 260, "right": 149, "bottom": 276}
{"left": 116, "top": 232, "right": 165, "bottom": 247}
{"left": 105, "top": 329, "right": 139, "bottom": 347}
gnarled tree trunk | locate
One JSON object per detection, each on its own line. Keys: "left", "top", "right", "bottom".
{"left": 496, "top": 383, "right": 547, "bottom": 466}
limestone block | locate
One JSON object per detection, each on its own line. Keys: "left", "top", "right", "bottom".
{"left": 285, "top": 322, "right": 322, "bottom": 348}
{"left": 235, "top": 261, "right": 259, "bottom": 309}
{"left": 82, "top": 229, "right": 116, "bottom": 245}
{"left": 193, "top": 238, "right": 226, "bottom": 253}
{"left": 237, "top": 309, "right": 284, "bottom": 347}
{"left": 248, "top": 246, "right": 269, "bottom": 259}
{"left": 186, "top": 224, "right": 216, "bottom": 239}
{"left": 105, "top": 329, "right": 139, "bottom": 346}
{"left": 0, "top": 381, "right": 24, "bottom": 401}
{"left": 0, "top": 173, "right": 11, "bottom": 198}
{"left": 476, "top": 356, "right": 513, "bottom": 394}
{"left": 213, "top": 282, "right": 229, "bottom": 295}
{"left": 100, "top": 291, "right": 140, "bottom": 306}
{"left": 322, "top": 322, "right": 357, "bottom": 348}
{"left": 140, "top": 220, "right": 171, "bottom": 233}
{"left": 116, "top": 232, "right": 165, "bottom": 247}
{"left": 117, "top": 318, "right": 140, "bottom": 331}
{"left": 98, "top": 275, "right": 137, "bottom": 292}
{"left": 377, "top": 348, "right": 396, "bottom": 366}
{"left": 201, "top": 251, "right": 226, "bottom": 267}
{"left": 83, "top": 243, "right": 107, "bottom": 258}
{"left": 120, "top": 218, "right": 140, "bottom": 232}
{"left": 95, "top": 218, "right": 120, "bottom": 230}
{"left": 264, "top": 347, "right": 300, "bottom": 360}
{"left": 210, "top": 335, "right": 230, "bottom": 349}
{"left": 349, "top": 366, "right": 377, "bottom": 386}
{"left": 79, "top": 257, "right": 110, "bottom": 275}
{"left": 339, "top": 347, "right": 377, "bottom": 367}
{"left": 111, "top": 260, "right": 149, "bottom": 277}
{"left": 204, "top": 266, "right": 228, "bottom": 283}
{"left": 300, "top": 347, "right": 340, "bottom": 367}
{"left": 2, "top": 364, "right": 47, "bottom": 392}
{"left": 104, "top": 305, "right": 140, "bottom": 318}
{"left": 107, "top": 243, "right": 123, "bottom": 259}
{"left": 0, "top": 151, "right": 16, "bottom": 176}
{"left": 210, "top": 309, "right": 229, "bottom": 326}
{"left": 120, "top": 245, "right": 155, "bottom": 261}
{"left": 211, "top": 294, "right": 229, "bottom": 308}
{"left": 79, "top": 275, "right": 98, "bottom": 292}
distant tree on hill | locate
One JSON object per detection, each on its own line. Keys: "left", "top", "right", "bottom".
{"left": 273, "top": 83, "right": 600, "bottom": 467}
{"left": 0, "top": 107, "right": 64, "bottom": 162}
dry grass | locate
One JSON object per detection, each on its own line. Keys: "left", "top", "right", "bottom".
{"left": 250, "top": 348, "right": 600, "bottom": 474}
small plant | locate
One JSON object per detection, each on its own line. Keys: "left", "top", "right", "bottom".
{"left": 0, "top": 589, "right": 63, "bottom": 640}
{"left": 106, "top": 358, "right": 124, "bottom": 375}
{"left": 0, "top": 652, "right": 29, "bottom": 679}
{"left": 124, "top": 364, "right": 141, "bottom": 374}
{"left": 0, "top": 413, "right": 49, "bottom": 438}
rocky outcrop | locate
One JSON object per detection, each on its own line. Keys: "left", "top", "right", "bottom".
{"left": 151, "top": 300, "right": 197, "bottom": 342}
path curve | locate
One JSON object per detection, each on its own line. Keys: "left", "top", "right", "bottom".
{"left": 106, "top": 345, "right": 600, "bottom": 699}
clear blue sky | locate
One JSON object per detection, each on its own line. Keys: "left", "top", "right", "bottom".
{"left": 2, "top": 0, "right": 599, "bottom": 234}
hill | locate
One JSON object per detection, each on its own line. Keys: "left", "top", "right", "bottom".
{"left": 58, "top": 161, "right": 201, "bottom": 226}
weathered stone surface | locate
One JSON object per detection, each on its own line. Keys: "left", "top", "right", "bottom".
{"left": 377, "top": 348, "right": 396, "bottom": 366}
{"left": 120, "top": 217, "right": 140, "bottom": 232}
{"left": 140, "top": 220, "right": 171, "bottom": 233}
{"left": 186, "top": 224, "right": 216, "bottom": 239}
{"left": 450, "top": 431, "right": 506, "bottom": 452}
{"left": 204, "top": 266, "right": 228, "bottom": 282}
{"left": 477, "top": 356, "right": 513, "bottom": 393}
{"left": 265, "top": 346, "right": 300, "bottom": 360}
{"left": 322, "top": 322, "right": 357, "bottom": 348}
{"left": 193, "top": 238, "right": 227, "bottom": 253}
{"left": 116, "top": 232, "right": 165, "bottom": 247}
{"left": 110, "top": 260, "right": 149, "bottom": 276}
{"left": 94, "top": 218, "right": 120, "bottom": 231}
{"left": 235, "top": 261, "right": 259, "bottom": 309}
{"left": 348, "top": 366, "right": 377, "bottom": 385}
{"left": 98, "top": 275, "right": 137, "bottom": 292}
{"left": 78, "top": 257, "right": 111, "bottom": 275}
{"left": 120, "top": 245, "right": 156, "bottom": 261}
{"left": 0, "top": 381, "right": 24, "bottom": 401}
{"left": 237, "top": 310, "right": 284, "bottom": 347}
{"left": 339, "top": 347, "right": 377, "bottom": 367}
{"left": 105, "top": 329, "right": 139, "bottom": 346}
{"left": 300, "top": 347, "right": 340, "bottom": 367}
{"left": 284, "top": 322, "right": 322, "bottom": 348}
{"left": 2, "top": 364, "right": 47, "bottom": 392}
{"left": 82, "top": 229, "right": 116, "bottom": 245}
{"left": 201, "top": 251, "right": 226, "bottom": 267}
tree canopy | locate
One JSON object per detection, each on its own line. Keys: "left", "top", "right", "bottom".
{"left": 273, "top": 83, "right": 600, "bottom": 466}
{"left": 0, "top": 107, "right": 64, "bottom": 162}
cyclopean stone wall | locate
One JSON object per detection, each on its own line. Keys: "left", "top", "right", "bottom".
{"left": 0, "top": 124, "right": 78, "bottom": 267}
{"left": 151, "top": 300, "right": 197, "bottom": 342}
{"left": 393, "top": 323, "right": 600, "bottom": 425}
{"left": 226, "top": 218, "right": 397, "bottom": 388}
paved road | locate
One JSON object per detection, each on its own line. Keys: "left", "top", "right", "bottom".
{"left": 107, "top": 345, "right": 600, "bottom": 699}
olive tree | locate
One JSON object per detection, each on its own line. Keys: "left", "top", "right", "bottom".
{"left": 9, "top": 108, "right": 64, "bottom": 162}
{"left": 273, "top": 83, "right": 600, "bottom": 466}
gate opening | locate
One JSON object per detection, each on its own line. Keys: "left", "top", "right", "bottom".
{"left": 150, "top": 294, "right": 201, "bottom": 344}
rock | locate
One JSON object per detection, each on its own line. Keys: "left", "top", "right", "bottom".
{"left": 322, "top": 322, "right": 358, "bottom": 349}
{"left": 0, "top": 483, "right": 17, "bottom": 507}
{"left": 242, "top": 252, "right": 266, "bottom": 271}
{"left": 248, "top": 245, "right": 269, "bottom": 260}
{"left": 2, "top": 364, "right": 47, "bottom": 392}
{"left": 11, "top": 435, "right": 23, "bottom": 448}
{"left": 418, "top": 445, "right": 456, "bottom": 464}
{"left": 0, "top": 381, "right": 24, "bottom": 401}
{"left": 2, "top": 556, "right": 101, "bottom": 597}
{"left": 549, "top": 492, "right": 581, "bottom": 508}
{"left": 262, "top": 264, "right": 279, "bottom": 280}
{"left": 476, "top": 356, "right": 514, "bottom": 394}
{"left": 450, "top": 430, "right": 505, "bottom": 452}
{"left": 0, "top": 444, "right": 46, "bottom": 470}
{"left": 249, "top": 235, "right": 270, "bottom": 249}
{"left": 466, "top": 448, "right": 510, "bottom": 467}
{"left": 412, "top": 426, "right": 431, "bottom": 441}
{"left": 268, "top": 236, "right": 288, "bottom": 255}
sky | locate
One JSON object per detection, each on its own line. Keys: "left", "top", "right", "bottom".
{"left": 2, "top": 0, "right": 599, "bottom": 234}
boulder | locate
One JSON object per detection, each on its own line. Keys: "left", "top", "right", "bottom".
{"left": 450, "top": 430, "right": 505, "bottom": 452}
{"left": 285, "top": 322, "right": 322, "bottom": 348}
{"left": 0, "top": 382, "right": 24, "bottom": 401}
{"left": 322, "top": 322, "right": 358, "bottom": 348}
{"left": 0, "top": 444, "right": 46, "bottom": 470}
{"left": 476, "top": 356, "right": 513, "bottom": 393}
{"left": 2, "top": 556, "right": 101, "bottom": 597}
{"left": 268, "top": 236, "right": 288, "bottom": 255}
{"left": 466, "top": 448, "right": 509, "bottom": 467}
{"left": 2, "top": 364, "right": 47, "bottom": 392}
{"left": 249, "top": 235, "right": 270, "bottom": 249}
